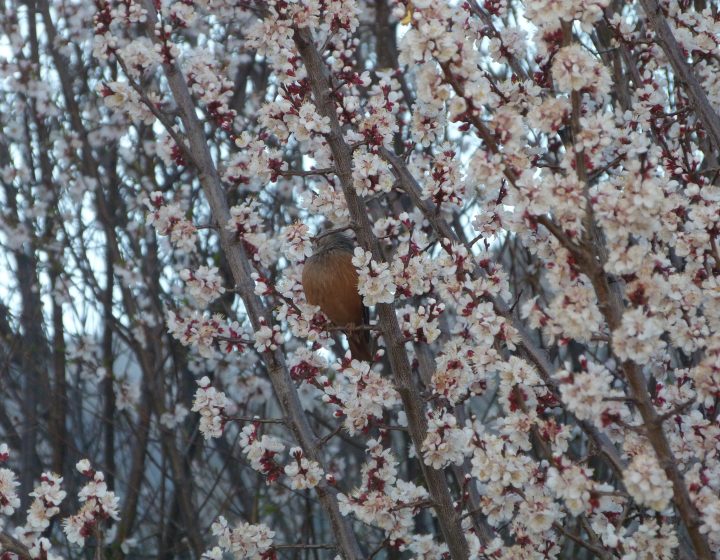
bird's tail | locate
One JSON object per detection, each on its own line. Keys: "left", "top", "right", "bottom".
{"left": 347, "top": 330, "right": 373, "bottom": 362}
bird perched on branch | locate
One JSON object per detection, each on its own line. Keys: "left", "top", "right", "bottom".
{"left": 302, "top": 232, "right": 373, "bottom": 362}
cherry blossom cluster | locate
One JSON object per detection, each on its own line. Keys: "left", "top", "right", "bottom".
{"left": 191, "top": 376, "right": 230, "bottom": 439}
{"left": 351, "top": 248, "right": 396, "bottom": 305}
{"left": 470, "top": 428, "right": 568, "bottom": 547}
{"left": 356, "top": 73, "right": 400, "bottom": 145}
{"left": 553, "top": 357, "right": 629, "bottom": 429}
{"left": 390, "top": 230, "right": 435, "bottom": 298}
{"left": 397, "top": 300, "right": 443, "bottom": 343}
{"left": 63, "top": 460, "right": 120, "bottom": 547}
{"left": 551, "top": 45, "right": 611, "bottom": 97}
{"left": 152, "top": 18, "right": 180, "bottom": 65}
{"left": 0, "top": 444, "right": 19, "bottom": 516}
{"left": 422, "top": 145, "right": 466, "bottom": 210}
{"left": 244, "top": 4, "right": 304, "bottom": 81}
{"left": 118, "top": 37, "right": 161, "bottom": 79}
{"left": 0, "top": 449, "right": 118, "bottom": 559}
{"left": 143, "top": 191, "right": 198, "bottom": 253}
{"left": 283, "top": 447, "right": 323, "bottom": 490}
{"left": 352, "top": 149, "right": 394, "bottom": 197}
{"left": 156, "top": 127, "right": 186, "bottom": 167}
{"left": 282, "top": 222, "right": 313, "bottom": 263}
{"left": 321, "top": 356, "right": 399, "bottom": 435}
{"left": 179, "top": 266, "right": 225, "bottom": 307}
{"left": 545, "top": 460, "right": 595, "bottom": 517}
{"left": 255, "top": 91, "right": 336, "bottom": 159}
{"left": 226, "top": 200, "right": 275, "bottom": 266}
{"left": 623, "top": 453, "right": 674, "bottom": 513}
{"left": 92, "top": 0, "right": 117, "bottom": 60}
{"left": 225, "top": 133, "right": 276, "bottom": 189}
{"left": 222, "top": 138, "right": 272, "bottom": 188}
{"left": 521, "top": 282, "right": 603, "bottom": 345}
{"left": 431, "top": 339, "right": 489, "bottom": 405}
{"left": 253, "top": 319, "right": 282, "bottom": 353}
{"left": 184, "top": 51, "right": 237, "bottom": 135}
{"left": 99, "top": 81, "right": 156, "bottom": 125}
{"left": 93, "top": 0, "right": 148, "bottom": 62}
{"left": 167, "top": 310, "right": 246, "bottom": 357}
{"left": 10, "top": 472, "right": 67, "bottom": 560}
{"left": 301, "top": 180, "right": 350, "bottom": 224}
{"left": 206, "top": 516, "right": 275, "bottom": 560}
{"left": 338, "top": 439, "right": 433, "bottom": 547}
{"left": 288, "top": 347, "right": 328, "bottom": 385}
{"left": 421, "top": 409, "right": 473, "bottom": 469}
{"left": 167, "top": 1, "right": 197, "bottom": 28}
{"left": 238, "top": 424, "right": 285, "bottom": 484}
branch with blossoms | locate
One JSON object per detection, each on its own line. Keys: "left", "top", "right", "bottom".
{"left": 380, "top": 146, "right": 626, "bottom": 479}
{"left": 0, "top": 446, "right": 119, "bottom": 560}
{"left": 5, "top": 0, "right": 715, "bottom": 558}
{"left": 127, "top": 2, "right": 365, "bottom": 557}
{"left": 293, "top": 25, "right": 472, "bottom": 558}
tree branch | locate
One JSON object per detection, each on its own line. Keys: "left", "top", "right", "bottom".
{"left": 293, "top": 27, "right": 470, "bottom": 559}
{"left": 137, "top": 3, "right": 363, "bottom": 558}
{"left": 638, "top": 0, "right": 720, "bottom": 159}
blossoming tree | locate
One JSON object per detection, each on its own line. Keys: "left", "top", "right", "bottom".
{"left": 1, "top": 0, "right": 719, "bottom": 558}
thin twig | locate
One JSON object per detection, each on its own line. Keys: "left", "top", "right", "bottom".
{"left": 280, "top": 167, "right": 336, "bottom": 177}
{"left": 274, "top": 543, "right": 337, "bottom": 550}
{"left": 228, "top": 416, "right": 287, "bottom": 425}
{"left": 389, "top": 499, "right": 433, "bottom": 512}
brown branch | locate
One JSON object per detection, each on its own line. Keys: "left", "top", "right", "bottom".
{"left": 137, "top": 3, "right": 363, "bottom": 558}
{"left": 657, "top": 399, "right": 696, "bottom": 423}
{"left": 280, "top": 167, "right": 336, "bottom": 177}
{"left": 438, "top": 62, "right": 519, "bottom": 186}
{"left": 228, "top": 416, "right": 287, "bottom": 425}
{"left": 584, "top": 255, "right": 712, "bottom": 560}
{"left": 374, "top": 423, "right": 409, "bottom": 432}
{"left": 0, "top": 533, "right": 31, "bottom": 560}
{"left": 388, "top": 499, "right": 434, "bottom": 512}
{"left": 315, "top": 423, "right": 343, "bottom": 449}
{"left": 273, "top": 543, "right": 336, "bottom": 550}
{"left": 552, "top": 522, "right": 612, "bottom": 559}
{"left": 324, "top": 324, "right": 380, "bottom": 333}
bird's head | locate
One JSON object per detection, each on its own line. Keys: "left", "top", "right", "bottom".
{"left": 313, "top": 231, "right": 355, "bottom": 254}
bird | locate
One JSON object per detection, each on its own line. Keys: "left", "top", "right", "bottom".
{"left": 301, "top": 232, "right": 373, "bottom": 362}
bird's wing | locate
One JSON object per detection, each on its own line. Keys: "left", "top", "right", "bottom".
{"left": 302, "top": 249, "right": 364, "bottom": 327}
{"left": 302, "top": 248, "right": 374, "bottom": 361}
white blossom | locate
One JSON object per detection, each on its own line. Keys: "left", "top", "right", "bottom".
{"left": 323, "top": 358, "right": 400, "bottom": 435}
{"left": 179, "top": 266, "right": 225, "bottom": 307}
{"left": 211, "top": 516, "right": 274, "bottom": 560}
{"left": 552, "top": 45, "right": 611, "bottom": 97}
{"left": 284, "top": 448, "right": 323, "bottom": 490}
{"left": 191, "top": 377, "right": 227, "bottom": 439}
{"left": 422, "top": 410, "right": 473, "bottom": 469}
{"left": 352, "top": 248, "right": 396, "bottom": 305}
{"left": 546, "top": 462, "right": 593, "bottom": 516}
{"left": 624, "top": 453, "right": 674, "bottom": 512}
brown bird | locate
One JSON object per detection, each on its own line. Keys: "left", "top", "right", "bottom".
{"left": 301, "top": 233, "right": 373, "bottom": 361}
